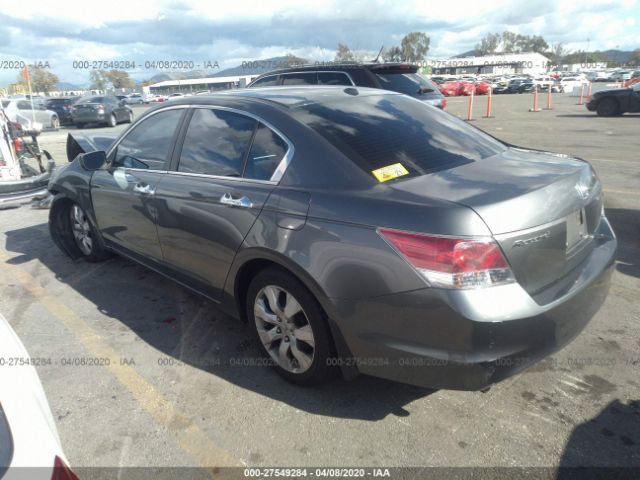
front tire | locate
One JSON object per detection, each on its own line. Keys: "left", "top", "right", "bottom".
{"left": 69, "top": 203, "right": 109, "bottom": 262}
{"left": 246, "top": 268, "right": 336, "bottom": 385}
{"left": 50, "top": 115, "right": 59, "bottom": 129}
{"left": 597, "top": 98, "right": 619, "bottom": 117}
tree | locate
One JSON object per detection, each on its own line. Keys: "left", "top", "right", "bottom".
{"left": 382, "top": 46, "right": 403, "bottom": 62}
{"left": 105, "top": 70, "right": 134, "bottom": 89}
{"left": 475, "top": 33, "right": 500, "bottom": 56}
{"left": 501, "top": 31, "right": 520, "bottom": 53}
{"left": 90, "top": 69, "right": 108, "bottom": 90}
{"left": 517, "top": 34, "right": 548, "bottom": 53}
{"left": 548, "top": 43, "right": 566, "bottom": 65}
{"left": 630, "top": 49, "right": 640, "bottom": 66}
{"left": 29, "top": 66, "right": 58, "bottom": 93}
{"left": 400, "top": 32, "right": 430, "bottom": 62}
{"left": 334, "top": 43, "right": 355, "bottom": 62}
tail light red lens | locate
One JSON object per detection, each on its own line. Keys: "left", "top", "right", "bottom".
{"left": 441, "top": 98, "right": 447, "bottom": 109}
{"left": 378, "top": 228, "right": 514, "bottom": 289}
{"left": 52, "top": 456, "right": 80, "bottom": 480}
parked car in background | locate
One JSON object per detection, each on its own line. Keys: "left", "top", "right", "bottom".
{"left": 459, "top": 81, "right": 475, "bottom": 96}
{"left": 248, "top": 62, "right": 446, "bottom": 109}
{"left": 439, "top": 81, "right": 461, "bottom": 97}
{"left": 166, "top": 93, "right": 185, "bottom": 101}
{"left": 560, "top": 77, "right": 589, "bottom": 93}
{"left": 49, "top": 86, "right": 615, "bottom": 390}
{"left": 586, "top": 82, "right": 640, "bottom": 116}
{"left": 610, "top": 70, "right": 632, "bottom": 81}
{"left": 125, "top": 93, "right": 144, "bottom": 104}
{"left": 1, "top": 99, "right": 60, "bottom": 130}
{"left": 44, "top": 97, "right": 79, "bottom": 126}
{"left": 0, "top": 312, "right": 78, "bottom": 480}
{"left": 474, "top": 81, "right": 492, "bottom": 95}
{"left": 533, "top": 76, "right": 555, "bottom": 89}
{"left": 506, "top": 79, "right": 534, "bottom": 94}
{"left": 70, "top": 95, "right": 133, "bottom": 128}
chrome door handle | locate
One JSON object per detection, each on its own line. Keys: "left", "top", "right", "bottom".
{"left": 220, "top": 193, "right": 252, "bottom": 208}
{"left": 133, "top": 183, "right": 156, "bottom": 195}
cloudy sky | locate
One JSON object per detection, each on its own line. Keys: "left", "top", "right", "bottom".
{"left": 0, "top": 0, "right": 638, "bottom": 85}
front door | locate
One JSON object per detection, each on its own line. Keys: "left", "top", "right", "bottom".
{"left": 91, "top": 108, "right": 186, "bottom": 260}
{"left": 155, "top": 107, "right": 291, "bottom": 299}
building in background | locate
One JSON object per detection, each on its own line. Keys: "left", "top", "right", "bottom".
{"left": 427, "top": 52, "right": 551, "bottom": 76}
{"left": 144, "top": 74, "right": 258, "bottom": 95}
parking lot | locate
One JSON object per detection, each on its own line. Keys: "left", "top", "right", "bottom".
{"left": 0, "top": 92, "right": 638, "bottom": 476}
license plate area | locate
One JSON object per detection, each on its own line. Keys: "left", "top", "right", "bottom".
{"left": 566, "top": 208, "right": 589, "bottom": 255}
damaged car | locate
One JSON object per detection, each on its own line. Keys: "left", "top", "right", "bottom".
{"left": 48, "top": 87, "right": 616, "bottom": 390}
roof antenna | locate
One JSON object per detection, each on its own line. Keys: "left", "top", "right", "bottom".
{"left": 372, "top": 45, "right": 384, "bottom": 63}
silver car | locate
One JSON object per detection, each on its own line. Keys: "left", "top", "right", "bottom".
{"left": 1, "top": 99, "right": 60, "bottom": 130}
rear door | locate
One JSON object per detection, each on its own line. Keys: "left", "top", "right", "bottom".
{"left": 155, "top": 107, "right": 291, "bottom": 299}
{"left": 91, "top": 107, "right": 186, "bottom": 260}
{"left": 630, "top": 84, "right": 640, "bottom": 112}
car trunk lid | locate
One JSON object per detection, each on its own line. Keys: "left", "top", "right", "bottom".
{"left": 389, "top": 148, "right": 603, "bottom": 299}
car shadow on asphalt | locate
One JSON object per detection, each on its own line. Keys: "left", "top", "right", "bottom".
{"left": 4, "top": 222, "right": 435, "bottom": 421}
{"left": 605, "top": 208, "right": 640, "bottom": 280}
{"left": 556, "top": 399, "right": 640, "bottom": 476}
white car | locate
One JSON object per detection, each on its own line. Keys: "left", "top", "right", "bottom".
{"left": 0, "top": 313, "right": 77, "bottom": 480}
{"left": 166, "top": 93, "right": 185, "bottom": 101}
{"left": 560, "top": 77, "right": 589, "bottom": 92}
{"left": 533, "top": 76, "right": 555, "bottom": 88}
{"left": 0, "top": 99, "right": 58, "bottom": 130}
{"left": 124, "top": 93, "right": 144, "bottom": 104}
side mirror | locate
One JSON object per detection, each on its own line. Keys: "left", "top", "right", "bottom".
{"left": 79, "top": 150, "right": 107, "bottom": 171}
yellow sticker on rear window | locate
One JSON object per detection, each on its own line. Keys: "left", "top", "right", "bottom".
{"left": 371, "top": 163, "right": 409, "bottom": 182}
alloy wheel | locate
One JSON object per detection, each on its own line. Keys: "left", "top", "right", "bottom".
{"left": 70, "top": 205, "right": 93, "bottom": 255}
{"left": 254, "top": 285, "right": 315, "bottom": 373}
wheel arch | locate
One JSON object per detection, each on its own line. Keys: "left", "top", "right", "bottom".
{"left": 226, "top": 249, "right": 357, "bottom": 379}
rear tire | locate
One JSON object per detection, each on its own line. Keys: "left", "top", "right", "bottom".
{"left": 246, "top": 268, "right": 336, "bottom": 386}
{"left": 597, "top": 98, "right": 619, "bottom": 117}
{"left": 107, "top": 114, "right": 117, "bottom": 127}
{"left": 124, "top": 111, "right": 133, "bottom": 123}
{"left": 50, "top": 115, "right": 59, "bottom": 129}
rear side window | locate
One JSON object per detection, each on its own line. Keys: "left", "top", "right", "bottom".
{"left": 281, "top": 72, "right": 316, "bottom": 85}
{"left": 251, "top": 75, "right": 279, "bottom": 87}
{"left": 114, "top": 109, "right": 184, "bottom": 170}
{"left": 294, "top": 94, "right": 506, "bottom": 182}
{"left": 178, "top": 108, "right": 256, "bottom": 177}
{"left": 318, "top": 72, "right": 353, "bottom": 86}
{"left": 375, "top": 72, "right": 439, "bottom": 96}
{"left": 244, "top": 123, "right": 288, "bottom": 181}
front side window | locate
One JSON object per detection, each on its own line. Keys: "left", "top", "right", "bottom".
{"left": 17, "top": 101, "right": 32, "bottom": 110}
{"left": 114, "top": 109, "right": 184, "bottom": 170}
{"left": 178, "top": 109, "right": 256, "bottom": 177}
{"left": 244, "top": 123, "right": 288, "bottom": 181}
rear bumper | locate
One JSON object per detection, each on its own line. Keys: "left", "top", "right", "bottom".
{"left": 71, "top": 113, "right": 106, "bottom": 123}
{"left": 330, "top": 217, "right": 616, "bottom": 390}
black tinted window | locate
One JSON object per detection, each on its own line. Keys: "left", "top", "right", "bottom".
{"left": 78, "top": 96, "right": 104, "bottom": 104}
{"left": 281, "top": 72, "right": 316, "bottom": 85}
{"left": 318, "top": 72, "right": 353, "bottom": 86}
{"left": 115, "top": 109, "right": 183, "bottom": 170}
{"left": 251, "top": 76, "right": 279, "bottom": 87}
{"left": 245, "top": 123, "right": 288, "bottom": 181}
{"left": 17, "top": 101, "right": 32, "bottom": 110}
{"left": 179, "top": 109, "right": 256, "bottom": 177}
{"left": 375, "top": 72, "right": 438, "bottom": 95}
{"left": 294, "top": 95, "right": 506, "bottom": 182}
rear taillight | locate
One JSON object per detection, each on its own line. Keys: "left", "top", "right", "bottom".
{"left": 378, "top": 228, "right": 514, "bottom": 289}
{"left": 13, "top": 137, "right": 22, "bottom": 151}
{"left": 52, "top": 456, "right": 79, "bottom": 480}
{"left": 441, "top": 98, "right": 447, "bottom": 109}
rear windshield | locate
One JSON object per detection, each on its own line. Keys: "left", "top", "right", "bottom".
{"left": 77, "top": 96, "right": 104, "bottom": 104}
{"left": 294, "top": 94, "right": 506, "bottom": 181}
{"left": 46, "top": 98, "right": 73, "bottom": 105}
{"left": 375, "top": 72, "right": 439, "bottom": 96}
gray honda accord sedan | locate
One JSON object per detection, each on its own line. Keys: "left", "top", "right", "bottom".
{"left": 48, "top": 87, "right": 616, "bottom": 390}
